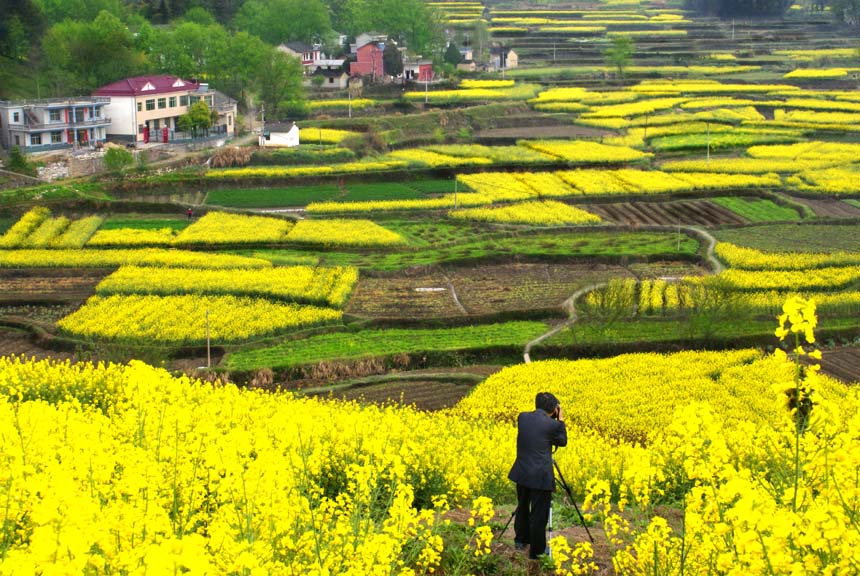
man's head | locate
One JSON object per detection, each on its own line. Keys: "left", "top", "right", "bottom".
{"left": 535, "top": 392, "right": 560, "bottom": 415}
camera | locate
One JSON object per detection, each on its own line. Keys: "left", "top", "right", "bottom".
{"left": 551, "top": 405, "right": 561, "bottom": 420}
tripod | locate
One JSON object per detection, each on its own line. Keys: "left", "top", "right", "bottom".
{"left": 496, "top": 461, "right": 595, "bottom": 552}
{"left": 553, "top": 459, "right": 594, "bottom": 543}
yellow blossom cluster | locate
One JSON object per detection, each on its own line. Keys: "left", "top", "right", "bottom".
{"left": 715, "top": 243, "right": 860, "bottom": 270}
{"left": 173, "top": 212, "right": 294, "bottom": 245}
{"left": 87, "top": 227, "right": 176, "bottom": 247}
{"left": 0, "top": 248, "right": 271, "bottom": 269}
{"left": 0, "top": 357, "right": 508, "bottom": 574}
{"left": 661, "top": 157, "right": 840, "bottom": 174}
{"left": 631, "top": 79, "right": 800, "bottom": 95}
{"left": 57, "top": 294, "right": 342, "bottom": 343}
{"left": 774, "top": 47, "right": 859, "bottom": 61}
{"left": 0, "top": 208, "right": 103, "bottom": 249}
{"left": 747, "top": 141, "right": 860, "bottom": 163}
{"left": 713, "top": 266, "right": 860, "bottom": 291}
{"left": 308, "top": 99, "right": 376, "bottom": 110}
{"left": 784, "top": 68, "right": 850, "bottom": 79}
{"left": 449, "top": 200, "right": 602, "bottom": 225}
{"left": 299, "top": 127, "right": 358, "bottom": 144}
{"left": 459, "top": 79, "right": 515, "bottom": 89}
{"left": 387, "top": 149, "right": 494, "bottom": 168}
{"left": 5, "top": 303, "right": 860, "bottom": 573}
{"left": 787, "top": 167, "right": 860, "bottom": 194}
{"left": 96, "top": 264, "right": 358, "bottom": 308}
{"left": 286, "top": 219, "right": 405, "bottom": 246}
{"left": 0, "top": 206, "right": 50, "bottom": 247}
{"left": 520, "top": 140, "right": 652, "bottom": 163}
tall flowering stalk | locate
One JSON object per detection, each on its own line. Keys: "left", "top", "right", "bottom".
{"left": 773, "top": 296, "right": 821, "bottom": 512}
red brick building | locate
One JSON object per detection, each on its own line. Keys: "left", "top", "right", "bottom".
{"left": 349, "top": 42, "right": 385, "bottom": 81}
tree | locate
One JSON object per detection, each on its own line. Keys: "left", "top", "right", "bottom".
{"left": 444, "top": 42, "right": 461, "bottom": 66}
{"left": 830, "top": 0, "right": 860, "bottom": 25}
{"left": 42, "top": 11, "right": 147, "bottom": 94}
{"left": 382, "top": 41, "right": 403, "bottom": 77}
{"left": 178, "top": 100, "right": 214, "bottom": 137}
{"left": 257, "top": 50, "right": 305, "bottom": 118}
{"left": 335, "top": 0, "right": 440, "bottom": 54}
{"left": 103, "top": 147, "right": 134, "bottom": 173}
{"left": 6, "top": 145, "right": 34, "bottom": 175}
{"left": 604, "top": 35, "right": 634, "bottom": 78}
{"left": 233, "top": 0, "right": 332, "bottom": 45}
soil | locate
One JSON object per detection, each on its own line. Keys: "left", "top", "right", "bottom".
{"left": 587, "top": 199, "right": 747, "bottom": 227}
{"left": 0, "top": 328, "right": 75, "bottom": 362}
{"left": 0, "top": 268, "right": 108, "bottom": 304}
{"left": 783, "top": 195, "right": 860, "bottom": 219}
{"left": 821, "top": 347, "right": 860, "bottom": 384}
{"left": 347, "top": 263, "right": 635, "bottom": 320}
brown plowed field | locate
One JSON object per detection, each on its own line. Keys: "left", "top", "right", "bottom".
{"left": 785, "top": 195, "right": 860, "bottom": 219}
{"left": 317, "top": 379, "right": 475, "bottom": 411}
{"left": 821, "top": 347, "right": 860, "bottom": 384}
{"left": 347, "top": 263, "right": 632, "bottom": 320}
{"left": 0, "top": 329, "right": 75, "bottom": 362}
{"left": 0, "top": 269, "right": 107, "bottom": 304}
{"left": 587, "top": 200, "right": 747, "bottom": 227}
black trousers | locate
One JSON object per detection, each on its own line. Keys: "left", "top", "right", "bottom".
{"left": 514, "top": 483, "right": 552, "bottom": 559}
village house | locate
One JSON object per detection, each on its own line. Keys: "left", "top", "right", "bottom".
{"left": 311, "top": 68, "right": 350, "bottom": 89}
{"left": 350, "top": 40, "right": 386, "bottom": 82}
{"left": 0, "top": 97, "right": 111, "bottom": 151}
{"left": 490, "top": 46, "right": 518, "bottom": 70}
{"left": 93, "top": 75, "right": 236, "bottom": 144}
{"left": 278, "top": 42, "right": 324, "bottom": 75}
{"left": 403, "top": 58, "right": 434, "bottom": 82}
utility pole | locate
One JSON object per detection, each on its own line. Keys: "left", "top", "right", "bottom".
{"left": 706, "top": 122, "right": 710, "bottom": 164}
{"left": 205, "top": 309, "right": 211, "bottom": 369}
{"left": 348, "top": 90, "right": 352, "bottom": 119}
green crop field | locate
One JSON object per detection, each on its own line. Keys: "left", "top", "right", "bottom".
{"left": 710, "top": 197, "right": 802, "bottom": 222}
{"left": 205, "top": 186, "right": 341, "bottom": 208}
{"left": 100, "top": 218, "right": 190, "bottom": 231}
{"left": 339, "top": 183, "right": 428, "bottom": 202}
{"left": 714, "top": 224, "right": 860, "bottom": 253}
{"left": 224, "top": 321, "right": 547, "bottom": 370}
{"left": 243, "top": 230, "right": 700, "bottom": 271}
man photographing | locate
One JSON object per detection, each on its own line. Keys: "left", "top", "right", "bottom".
{"left": 507, "top": 392, "right": 567, "bottom": 559}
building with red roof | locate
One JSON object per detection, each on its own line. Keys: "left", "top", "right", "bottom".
{"left": 94, "top": 75, "right": 236, "bottom": 144}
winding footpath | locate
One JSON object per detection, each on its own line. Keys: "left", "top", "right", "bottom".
{"left": 523, "top": 225, "right": 724, "bottom": 363}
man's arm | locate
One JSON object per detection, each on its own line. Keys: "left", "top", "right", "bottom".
{"left": 554, "top": 406, "right": 568, "bottom": 447}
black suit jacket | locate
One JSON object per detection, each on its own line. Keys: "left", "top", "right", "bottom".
{"left": 508, "top": 409, "right": 568, "bottom": 491}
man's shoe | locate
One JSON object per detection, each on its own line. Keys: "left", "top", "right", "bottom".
{"left": 514, "top": 541, "right": 528, "bottom": 551}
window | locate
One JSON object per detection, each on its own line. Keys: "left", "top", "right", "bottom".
{"left": 153, "top": 119, "right": 160, "bottom": 130}
{"left": 49, "top": 110, "right": 61, "bottom": 122}
{"left": 137, "top": 102, "right": 142, "bottom": 112}
{"left": 138, "top": 124, "right": 145, "bottom": 134}
{"left": 145, "top": 99, "right": 155, "bottom": 111}
{"left": 12, "top": 112, "right": 19, "bottom": 123}
{"left": 180, "top": 95, "right": 188, "bottom": 106}
{"left": 14, "top": 135, "right": 19, "bottom": 145}
{"left": 31, "top": 134, "right": 41, "bottom": 146}
{"left": 94, "top": 108, "right": 101, "bottom": 118}
{"left": 157, "top": 98, "right": 166, "bottom": 109}
{"left": 189, "top": 96, "right": 199, "bottom": 104}
{"left": 74, "top": 110, "right": 84, "bottom": 122}
{"left": 51, "top": 132, "right": 62, "bottom": 144}
{"left": 169, "top": 96, "right": 177, "bottom": 107}
{"left": 228, "top": 115, "right": 232, "bottom": 126}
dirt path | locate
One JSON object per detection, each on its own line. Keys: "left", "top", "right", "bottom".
{"left": 522, "top": 226, "right": 723, "bottom": 363}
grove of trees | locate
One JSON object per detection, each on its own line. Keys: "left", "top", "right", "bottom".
{"left": 0, "top": 0, "right": 442, "bottom": 118}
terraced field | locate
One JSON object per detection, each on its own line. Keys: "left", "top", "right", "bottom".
{"left": 587, "top": 199, "right": 747, "bottom": 226}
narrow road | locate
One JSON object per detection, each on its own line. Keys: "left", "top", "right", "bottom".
{"left": 522, "top": 225, "right": 724, "bottom": 363}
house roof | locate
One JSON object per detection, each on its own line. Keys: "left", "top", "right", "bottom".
{"left": 281, "top": 41, "right": 313, "bottom": 53}
{"left": 312, "top": 68, "right": 348, "bottom": 78}
{"left": 93, "top": 75, "right": 200, "bottom": 97}
{"left": 490, "top": 46, "right": 514, "bottom": 55}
